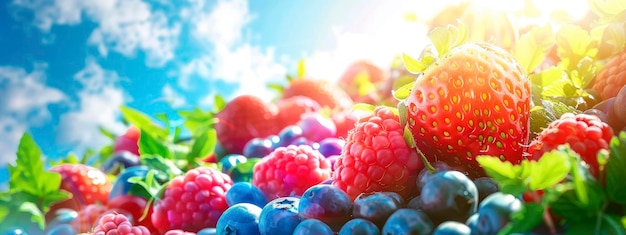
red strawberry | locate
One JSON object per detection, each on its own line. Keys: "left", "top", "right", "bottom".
{"left": 71, "top": 204, "right": 109, "bottom": 233}
{"left": 151, "top": 167, "right": 233, "bottom": 234}
{"left": 276, "top": 95, "right": 322, "bottom": 129}
{"left": 331, "top": 110, "right": 358, "bottom": 139}
{"left": 252, "top": 145, "right": 332, "bottom": 200}
{"left": 215, "top": 95, "right": 279, "bottom": 154}
{"left": 114, "top": 126, "right": 140, "bottom": 156}
{"left": 281, "top": 78, "right": 353, "bottom": 110}
{"left": 528, "top": 113, "right": 613, "bottom": 179}
{"left": 404, "top": 42, "right": 531, "bottom": 178}
{"left": 92, "top": 213, "right": 150, "bottom": 235}
{"left": 332, "top": 106, "right": 423, "bottom": 200}
{"left": 591, "top": 49, "right": 626, "bottom": 100}
{"left": 338, "top": 60, "right": 387, "bottom": 104}
{"left": 48, "top": 164, "right": 112, "bottom": 217}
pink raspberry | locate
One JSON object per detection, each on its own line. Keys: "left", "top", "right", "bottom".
{"left": 151, "top": 167, "right": 233, "bottom": 234}
{"left": 92, "top": 213, "right": 150, "bottom": 235}
{"left": 252, "top": 145, "right": 332, "bottom": 200}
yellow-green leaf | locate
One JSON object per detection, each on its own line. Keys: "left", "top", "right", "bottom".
{"left": 513, "top": 24, "right": 555, "bottom": 74}
{"left": 392, "top": 81, "right": 415, "bottom": 101}
{"left": 402, "top": 53, "right": 427, "bottom": 74}
{"left": 556, "top": 25, "right": 598, "bottom": 71}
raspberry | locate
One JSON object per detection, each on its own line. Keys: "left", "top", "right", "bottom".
{"left": 528, "top": 113, "right": 614, "bottom": 178}
{"left": 93, "top": 213, "right": 150, "bottom": 235}
{"left": 71, "top": 204, "right": 109, "bottom": 233}
{"left": 591, "top": 49, "right": 626, "bottom": 100}
{"left": 332, "top": 106, "right": 423, "bottom": 200}
{"left": 164, "top": 230, "right": 197, "bottom": 235}
{"left": 252, "top": 145, "right": 332, "bottom": 200}
{"left": 151, "top": 167, "right": 233, "bottom": 234}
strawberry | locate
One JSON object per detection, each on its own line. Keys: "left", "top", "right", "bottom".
{"left": 48, "top": 164, "right": 112, "bottom": 217}
{"left": 275, "top": 95, "right": 322, "bottom": 129}
{"left": 114, "top": 126, "right": 140, "bottom": 156}
{"left": 332, "top": 106, "right": 423, "bottom": 200}
{"left": 403, "top": 42, "right": 531, "bottom": 178}
{"left": 151, "top": 166, "right": 233, "bottom": 234}
{"left": 591, "top": 49, "right": 626, "bottom": 100}
{"left": 281, "top": 78, "right": 353, "bottom": 110}
{"left": 528, "top": 113, "right": 614, "bottom": 179}
{"left": 252, "top": 145, "right": 332, "bottom": 200}
{"left": 215, "top": 95, "right": 279, "bottom": 155}
{"left": 338, "top": 60, "right": 387, "bottom": 104}
{"left": 331, "top": 110, "right": 358, "bottom": 139}
{"left": 92, "top": 213, "right": 150, "bottom": 235}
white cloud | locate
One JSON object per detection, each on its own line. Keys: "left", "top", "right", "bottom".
{"left": 0, "top": 64, "right": 67, "bottom": 166}
{"left": 161, "top": 84, "right": 187, "bottom": 108}
{"left": 12, "top": 0, "right": 181, "bottom": 67}
{"left": 56, "top": 59, "right": 126, "bottom": 154}
{"left": 192, "top": 0, "right": 252, "bottom": 48}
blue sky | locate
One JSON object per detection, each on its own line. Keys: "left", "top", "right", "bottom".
{"left": 0, "top": 0, "right": 589, "bottom": 186}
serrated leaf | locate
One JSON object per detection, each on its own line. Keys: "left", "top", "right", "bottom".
{"left": 556, "top": 24, "right": 598, "bottom": 71}
{"left": 476, "top": 155, "right": 518, "bottom": 180}
{"left": 178, "top": 107, "right": 216, "bottom": 137}
{"left": 187, "top": 129, "right": 217, "bottom": 164}
{"left": 392, "top": 80, "right": 415, "bottom": 101}
{"left": 513, "top": 24, "right": 555, "bottom": 74}
{"left": 402, "top": 53, "right": 427, "bottom": 74}
{"left": 138, "top": 129, "right": 171, "bottom": 159}
{"left": 429, "top": 26, "right": 453, "bottom": 58}
{"left": 140, "top": 155, "right": 183, "bottom": 179}
{"left": 570, "top": 57, "right": 597, "bottom": 89}
{"left": 606, "top": 131, "right": 626, "bottom": 205}
{"left": 120, "top": 106, "right": 168, "bottom": 139}
{"left": 528, "top": 147, "right": 571, "bottom": 190}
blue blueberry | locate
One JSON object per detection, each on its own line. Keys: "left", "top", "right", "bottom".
{"left": 292, "top": 219, "right": 334, "bottom": 235}
{"left": 473, "top": 177, "right": 499, "bottom": 203}
{"left": 46, "top": 208, "right": 78, "bottom": 229}
{"left": 338, "top": 218, "right": 380, "bottom": 235}
{"left": 266, "top": 135, "right": 281, "bottom": 149}
{"left": 433, "top": 221, "right": 472, "bottom": 235}
{"left": 416, "top": 162, "right": 453, "bottom": 191}
{"left": 259, "top": 197, "right": 302, "bottom": 235}
{"left": 214, "top": 142, "right": 229, "bottom": 161}
{"left": 290, "top": 136, "right": 314, "bottom": 147}
{"left": 243, "top": 138, "right": 274, "bottom": 158}
{"left": 317, "top": 138, "right": 345, "bottom": 157}
{"left": 465, "top": 213, "right": 479, "bottom": 235}
{"left": 476, "top": 192, "right": 522, "bottom": 235}
{"left": 215, "top": 203, "right": 262, "bottom": 235}
{"left": 1, "top": 227, "right": 27, "bottom": 235}
{"left": 219, "top": 154, "right": 247, "bottom": 174}
{"left": 197, "top": 228, "right": 217, "bottom": 235}
{"left": 353, "top": 192, "right": 401, "bottom": 227}
{"left": 226, "top": 182, "right": 268, "bottom": 208}
{"left": 109, "top": 165, "right": 150, "bottom": 199}
{"left": 277, "top": 125, "right": 304, "bottom": 147}
{"left": 44, "top": 224, "right": 76, "bottom": 235}
{"left": 419, "top": 170, "right": 478, "bottom": 224}
{"left": 382, "top": 209, "right": 434, "bottom": 235}
{"left": 406, "top": 196, "right": 422, "bottom": 210}
{"left": 101, "top": 151, "right": 140, "bottom": 174}
{"left": 299, "top": 184, "right": 352, "bottom": 230}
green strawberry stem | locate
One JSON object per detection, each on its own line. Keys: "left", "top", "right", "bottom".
{"left": 529, "top": 190, "right": 557, "bottom": 234}
{"left": 415, "top": 145, "right": 436, "bottom": 174}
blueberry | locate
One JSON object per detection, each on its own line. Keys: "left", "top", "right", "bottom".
{"left": 433, "top": 221, "right": 472, "bottom": 235}
{"left": 381, "top": 208, "right": 434, "bottom": 235}
{"left": 476, "top": 192, "right": 522, "bottom": 235}
{"left": 299, "top": 184, "right": 352, "bottom": 230}
{"left": 473, "top": 177, "right": 499, "bottom": 203}
{"left": 326, "top": 155, "right": 340, "bottom": 171}
{"left": 226, "top": 182, "right": 268, "bottom": 208}
{"left": 406, "top": 196, "right": 422, "bottom": 210}
{"left": 259, "top": 197, "right": 302, "bottom": 235}
{"left": 219, "top": 154, "right": 247, "bottom": 173}
{"left": 229, "top": 158, "right": 261, "bottom": 183}
{"left": 215, "top": 203, "right": 262, "bottom": 235}
{"left": 416, "top": 161, "right": 453, "bottom": 191}
{"left": 214, "top": 142, "right": 229, "bottom": 161}
{"left": 1, "top": 228, "right": 28, "bottom": 235}
{"left": 297, "top": 114, "right": 337, "bottom": 143}
{"left": 101, "top": 151, "right": 140, "bottom": 174}
{"left": 353, "top": 192, "right": 401, "bottom": 227}
{"left": 317, "top": 138, "right": 345, "bottom": 157}
{"left": 338, "top": 218, "right": 380, "bottom": 235}
{"left": 44, "top": 224, "right": 76, "bottom": 235}
{"left": 197, "top": 228, "right": 217, "bottom": 235}
{"left": 277, "top": 125, "right": 304, "bottom": 147}
{"left": 243, "top": 138, "right": 274, "bottom": 158}
{"left": 465, "top": 213, "right": 479, "bottom": 235}
{"left": 109, "top": 165, "right": 150, "bottom": 199}
{"left": 266, "top": 135, "right": 281, "bottom": 149}
{"left": 292, "top": 219, "right": 334, "bottom": 235}
{"left": 419, "top": 170, "right": 478, "bottom": 224}
{"left": 46, "top": 208, "right": 78, "bottom": 228}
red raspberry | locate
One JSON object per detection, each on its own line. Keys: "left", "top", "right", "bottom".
{"left": 164, "top": 230, "right": 197, "bottom": 235}
{"left": 151, "top": 167, "right": 233, "bottom": 234}
{"left": 47, "top": 164, "right": 112, "bottom": 221}
{"left": 252, "top": 145, "right": 332, "bottom": 200}
{"left": 93, "top": 213, "right": 150, "bottom": 235}
{"left": 528, "top": 113, "right": 614, "bottom": 179}
{"left": 71, "top": 204, "right": 109, "bottom": 233}
{"left": 332, "top": 106, "right": 424, "bottom": 201}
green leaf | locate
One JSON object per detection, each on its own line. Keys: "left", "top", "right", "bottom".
{"left": 351, "top": 103, "right": 376, "bottom": 113}
{"left": 214, "top": 94, "right": 226, "bottom": 113}
{"left": 476, "top": 155, "right": 518, "bottom": 180}
{"left": 528, "top": 147, "right": 571, "bottom": 190}
{"left": 592, "top": 22, "right": 626, "bottom": 60}
{"left": 186, "top": 129, "right": 217, "bottom": 164}
{"left": 498, "top": 203, "right": 544, "bottom": 235}
{"left": 138, "top": 129, "right": 171, "bottom": 159}
{"left": 588, "top": 0, "right": 626, "bottom": 24}
{"left": 392, "top": 80, "right": 415, "bottom": 101}
{"left": 140, "top": 155, "right": 183, "bottom": 179}
{"left": 18, "top": 201, "right": 44, "bottom": 228}
{"left": 606, "top": 131, "right": 626, "bottom": 205}
{"left": 401, "top": 53, "right": 427, "bottom": 74}
{"left": 98, "top": 126, "right": 117, "bottom": 140}
{"left": 120, "top": 106, "right": 168, "bottom": 138}
{"left": 296, "top": 59, "right": 306, "bottom": 78}
{"left": 513, "top": 24, "right": 555, "bottom": 75}
{"left": 354, "top": 71, "right": 376, "bottom": 96}
{"left": 556, "top": 24, "right": 598, "bottom": 71}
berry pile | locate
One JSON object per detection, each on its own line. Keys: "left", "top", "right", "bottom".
{"left": 3, "top": 0, "right": 626, "bottom": 235}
